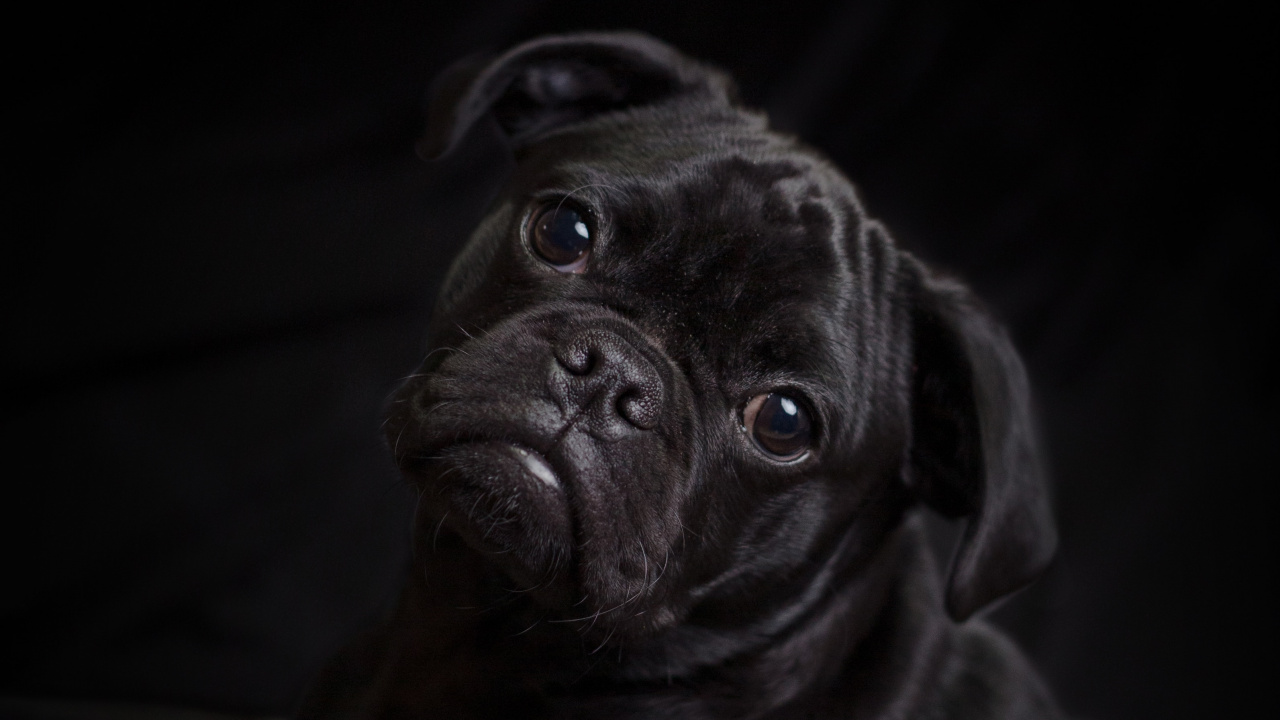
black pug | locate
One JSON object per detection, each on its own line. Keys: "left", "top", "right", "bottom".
{"left": 301, "top": 32, "right": 1063, "bottom": 720}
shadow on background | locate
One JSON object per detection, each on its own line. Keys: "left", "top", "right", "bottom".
{"left": 5, "top": 2, "right": 1274, "bottom": 718}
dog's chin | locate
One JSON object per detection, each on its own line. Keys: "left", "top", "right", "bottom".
{"left": 405, "top": 441, "right": 577, "bottom": 603}
{"left": 402, "top": 440, "right": 688, "bottom": 641}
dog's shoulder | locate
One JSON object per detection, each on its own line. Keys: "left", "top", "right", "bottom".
{"left": 932, "top": 621, "right": 1064, "bottom": 720}
{"left": 811, "top": 519, "right": 1065, "bottom": 720}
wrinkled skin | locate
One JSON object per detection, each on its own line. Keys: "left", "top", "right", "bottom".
{"left": 300, "top": 33, "right": 1062, "bottom": 720}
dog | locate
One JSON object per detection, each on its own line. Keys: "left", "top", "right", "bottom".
{"left": 299, "top": 32, "right": 1063, "bottom": 720}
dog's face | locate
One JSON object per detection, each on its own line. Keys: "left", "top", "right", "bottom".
{"left": 386, "top": 33, "right": 1055, "bottom": 644}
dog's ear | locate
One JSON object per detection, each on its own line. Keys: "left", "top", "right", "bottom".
{"left": 905, "top": 258, "right": 1057, "bottom": 621}
{"left": 418, "top": 32, "right": 737, "bottom": 159}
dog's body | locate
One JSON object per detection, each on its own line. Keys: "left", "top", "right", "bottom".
{"left": 300, "top": 33, "right": 1063, "bottom": 719}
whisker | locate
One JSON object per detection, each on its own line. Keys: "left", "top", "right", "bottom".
{"left": 511, "top": 613, "right": 547, "bottom": 637}
{"left": 432, "top": 511, "right": 449, "bottom": 552}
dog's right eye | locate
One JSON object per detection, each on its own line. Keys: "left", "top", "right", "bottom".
{"left": 529, "top": 202, "right": 592, "bottom": 272}
{"left": 742, "top": 392, "right": 813, "bottom": 460}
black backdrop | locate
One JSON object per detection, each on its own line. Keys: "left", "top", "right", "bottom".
{"left": 5, "top": 2, "right": 1275, "bottom": 718}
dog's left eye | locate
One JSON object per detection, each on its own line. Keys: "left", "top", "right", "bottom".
{"left": 529, "top": 202, "right": 592, "bottom": 272}
{"left": 742, "top": 392, "right": 813, "bottom": 460}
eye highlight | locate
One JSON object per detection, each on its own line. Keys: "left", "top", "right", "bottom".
{"left": 742, "top": 392, "right": 813, "bottom": 460}
{"left": 528, "top": 201, "right": 592, "bottom": 272}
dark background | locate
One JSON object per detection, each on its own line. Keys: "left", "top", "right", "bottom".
{"left": 5, "top": 2, "right": 1275, "bottom": 718}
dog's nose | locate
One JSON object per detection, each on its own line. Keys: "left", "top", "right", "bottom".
{"left": 553, "top": 328, "right": 664, "bottom": 431}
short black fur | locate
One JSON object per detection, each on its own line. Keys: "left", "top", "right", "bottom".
{"left": 300, "top": 32, "right": 1062, "bottom": 720}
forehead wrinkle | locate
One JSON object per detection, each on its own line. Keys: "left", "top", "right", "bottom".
{"left": 593, "top": 153, "right": 845, "bottom": 306}
{"left": 548, "top": 136, "right": 864, "bottom": 326}
{"left": 551, "top": 120, "right": 842, "bottom": 205}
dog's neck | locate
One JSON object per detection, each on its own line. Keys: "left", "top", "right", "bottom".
{"left": 570, "top": 513, "right": 924, "bottom": 718}
{"left": 341, "top": 511, "right": 948, "bottom": 719}
{"left": 618, "top": 511, "right": 906, "bottom": 676}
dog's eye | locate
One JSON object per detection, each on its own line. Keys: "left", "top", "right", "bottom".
{"left": 529, "top": 202, "right": 591, "bottom": 272}
{"left": 742, "top": 392, "right": 812, "bottom": 460}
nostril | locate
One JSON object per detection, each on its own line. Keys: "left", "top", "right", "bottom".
{"left": 617, "top": 385, "right": 661, "bottom": 430}
{"left": 557, "top": 345, "right": 596, "bottom": 375}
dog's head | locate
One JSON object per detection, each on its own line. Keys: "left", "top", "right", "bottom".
{"left": 386, "top": 32, "right": 1055, "bottom": 643}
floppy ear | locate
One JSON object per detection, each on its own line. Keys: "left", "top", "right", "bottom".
{"left": 417, "top": 31, "right": 738, "bottom": 159}
{"left": 905, "top": 258, "right": 1057, "bottom": 621}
